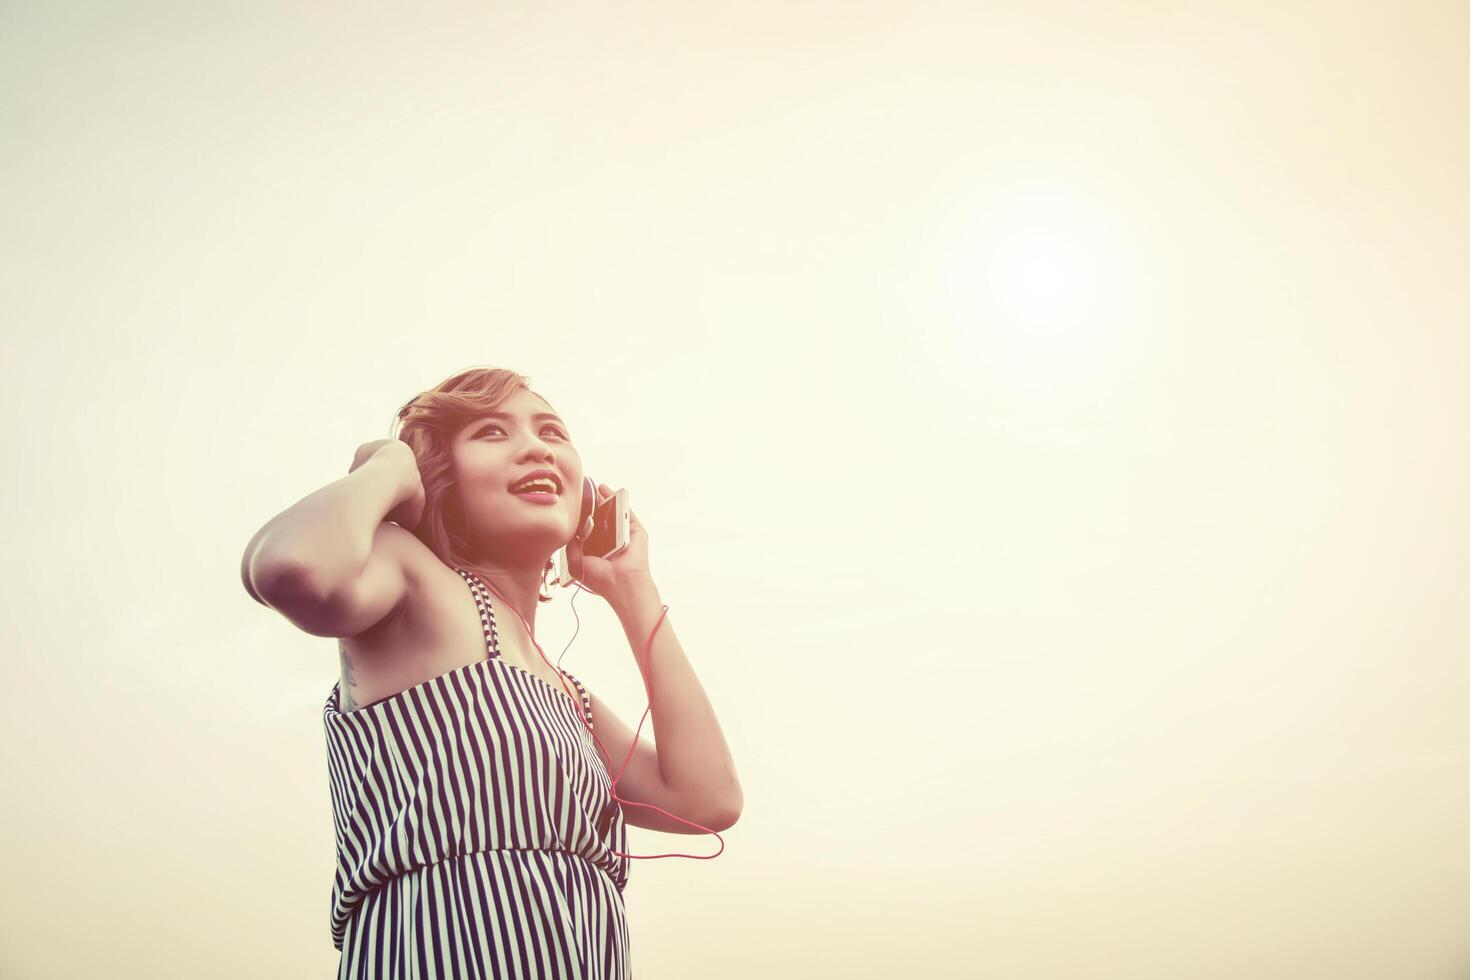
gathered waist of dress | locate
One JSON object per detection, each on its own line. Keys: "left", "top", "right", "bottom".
{"left": 387, "top": 845, "right": 620, "bottom": 881}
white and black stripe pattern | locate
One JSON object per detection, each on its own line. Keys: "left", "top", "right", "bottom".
{"left": 322, "top": 569, "right": 630, "bottom": 978}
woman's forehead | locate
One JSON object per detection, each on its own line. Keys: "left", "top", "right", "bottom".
{"left": 456, "top": 390, "right": 562, "bottom": 433}
{"left": 504, "top": 388, "right": 555, "bottom": 413}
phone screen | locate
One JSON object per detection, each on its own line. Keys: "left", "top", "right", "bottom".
{"left": 582, "top": 494, "right": 620, "bottom": 558}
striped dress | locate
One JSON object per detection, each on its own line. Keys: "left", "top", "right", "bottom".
{"left": 322, "top": 569, "right": 631, "bottom": 979}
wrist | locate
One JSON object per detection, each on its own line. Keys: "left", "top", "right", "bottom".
{"left": 390, "top": 442, "right": 421, "bottom": 487}
{"left": 608, "top": 572, "right": 659, "bottom": 613}
{"left": 373, "top": 444, "right": 422, "bottom": 507}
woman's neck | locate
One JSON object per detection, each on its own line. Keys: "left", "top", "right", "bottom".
{"left": 463, "top": 563, "right": 543, "bottom": 640}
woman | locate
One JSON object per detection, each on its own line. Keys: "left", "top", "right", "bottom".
{"left": 240, "top": 366, "right": 742, "bottom": 979}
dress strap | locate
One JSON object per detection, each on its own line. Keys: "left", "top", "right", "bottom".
{"left": 562, "top": 671, "right": 595, "bottom": 732}
{"left": 455, "top": 569, "right": 502, "bottom": 661}
{"left": 454, "top": 569, "right": 595, "bottom": 731}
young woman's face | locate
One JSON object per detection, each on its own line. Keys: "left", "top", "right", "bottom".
{"left": 450, "top": 387, "right": 585, "bottom": 556}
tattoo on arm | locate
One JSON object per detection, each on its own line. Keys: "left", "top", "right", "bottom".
{"left": 339, "top": 639, "right": 358, "bottom": 711}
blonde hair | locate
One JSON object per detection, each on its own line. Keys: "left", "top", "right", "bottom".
{"left": 391, "top": 366, "right": 563, "bottom": 603}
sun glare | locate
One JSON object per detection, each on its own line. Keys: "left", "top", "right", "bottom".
{"left": 945, "top": 191, "right": 1132, "bottom": 321}
{"left": 937, "top": 188, "right": 1136, "bottom": 386}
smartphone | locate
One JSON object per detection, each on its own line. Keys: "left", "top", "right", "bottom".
{"left": 555, "top": 485, "right": 630, "bottom": 588}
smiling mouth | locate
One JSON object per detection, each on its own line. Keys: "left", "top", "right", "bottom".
{"left": 510, "top": 490, "right": 560, "bottom": 505}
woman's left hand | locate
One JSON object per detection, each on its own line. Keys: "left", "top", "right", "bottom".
{"left": 566, "top": 482, "right": 651, "bottom": 599}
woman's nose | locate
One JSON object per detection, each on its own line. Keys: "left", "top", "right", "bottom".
{"left": 518, "top": 435, "right": 556, "bottom": 460}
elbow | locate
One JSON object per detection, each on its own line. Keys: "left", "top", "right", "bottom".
{"left": 705, "top": 788, "right": 743, "bottom": 832}
{"left": 248, "top": 555, "right": 322, "bottom": 610}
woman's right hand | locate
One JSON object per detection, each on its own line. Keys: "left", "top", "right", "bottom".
{"left": 351, "top": 438, "right": 426, "bottom": 531}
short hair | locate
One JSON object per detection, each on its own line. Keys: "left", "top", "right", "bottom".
{"left": 392, "top": 365, "right": 562, "bottom": 602}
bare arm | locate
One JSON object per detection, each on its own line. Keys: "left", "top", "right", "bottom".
{"left": 240, "top": 440, "right": 424, "bottom": 631}
{"left": 604, "top": 575, "right": 743, "bottom": 830}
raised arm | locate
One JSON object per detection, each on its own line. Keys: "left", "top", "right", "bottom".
{"left": 240, "top": 439, "right": 426, "bottom": 637}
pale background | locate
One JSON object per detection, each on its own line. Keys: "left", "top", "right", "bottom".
{"left": 2, "top": 2, "right": 1467, "bottom": 978}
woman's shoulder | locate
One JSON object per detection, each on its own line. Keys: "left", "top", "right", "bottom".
{"left": 334, "top": 528, "right": 479, "bottom": 702}
{"left": 356, "top": 522, "right": 468, "bottom": 635}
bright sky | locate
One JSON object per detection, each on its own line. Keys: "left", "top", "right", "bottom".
{"left": 3, "top": 2, "right": 1468, "bottom": 977}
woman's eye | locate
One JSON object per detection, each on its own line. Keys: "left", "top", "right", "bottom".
{"left": 477, "top": 425, "right": 566, "bottom": 439}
